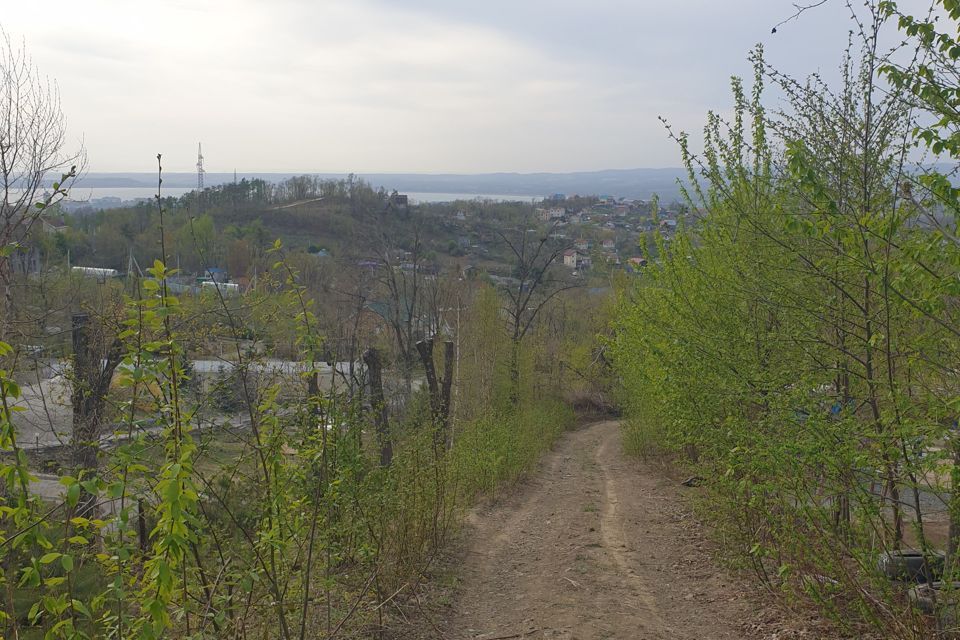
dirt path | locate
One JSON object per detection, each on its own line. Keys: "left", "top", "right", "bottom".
{"left": 440, "top": 420, "right": 812, "bottom": 640}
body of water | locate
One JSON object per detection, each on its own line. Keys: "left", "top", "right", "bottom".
{"left": 61, "top": 187, "right": 543, "bottom": 208}
{"left": 405, "top": 192, "right": 543, "bottom": 204}
{"left": 66, "top": 187, "right": 195, "bottom": 203}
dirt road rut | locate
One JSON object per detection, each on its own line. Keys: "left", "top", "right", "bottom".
{"left": 442, "top": 420, "right": 790, "bottom": 640}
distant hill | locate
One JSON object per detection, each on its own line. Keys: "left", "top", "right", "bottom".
{"left": 67, "top": 169, "right": 690, "bottom": 201}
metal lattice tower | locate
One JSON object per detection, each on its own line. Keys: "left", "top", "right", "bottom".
{"left": 196, "top": 142, "right": 205, "bottom": 190}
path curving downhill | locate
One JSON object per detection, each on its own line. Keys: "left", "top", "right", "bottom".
{"left": 441, "top": 420, "right": 813, "bottom": 640}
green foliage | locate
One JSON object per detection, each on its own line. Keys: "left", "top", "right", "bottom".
{"left": 0, "top": 222, "right": 588, "bottom": 639}
{"left": 613, "top": 34, "right": 960, "bottom": 637}
{"left": 450, "top": 402, "right": 574, "bottom": 501}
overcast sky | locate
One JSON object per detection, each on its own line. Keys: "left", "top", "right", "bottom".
{"left": 2, "top": 1, "right": 922, "bottom": 173}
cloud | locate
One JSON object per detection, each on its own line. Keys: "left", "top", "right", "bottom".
{"left": 1, "top": 0, "right": 930, "bottom": 173}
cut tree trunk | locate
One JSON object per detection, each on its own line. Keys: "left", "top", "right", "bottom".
{"left": 363, "top": 348, "right": 392, "bottom": 467}
{"left": 415, "top": 338, "right": 455, "bottom": 449}
{"left": 71, "top": 313, "right": 121, "bottom": 516}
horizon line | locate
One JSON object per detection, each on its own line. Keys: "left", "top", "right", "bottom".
{"left": 77, "top": 167, "right": 688, "bottom": 176}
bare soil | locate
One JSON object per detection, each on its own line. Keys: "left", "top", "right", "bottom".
{"left": 427, "top": 420, "right": 833, "bottom": 640}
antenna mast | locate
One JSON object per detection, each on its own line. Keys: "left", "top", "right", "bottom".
{"left": 196, "top": 142, "right": 205, "bottom": 190}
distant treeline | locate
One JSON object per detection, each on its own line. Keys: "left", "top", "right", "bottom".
{"left": 42, "top": 175, "right": 395, "bottom": 274}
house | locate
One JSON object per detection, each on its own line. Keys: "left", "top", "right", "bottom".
{"left": 536, "top": 207, "right": 566, "bottom": 221}
{"left": 201, "top": 281, "right": 240, "bottom": 297}
{"left": 601, "top": 239, "right": 616, "bottom": 251}
{"left": 42, "top": 216, "right": 68, "bottom": 234}
{"left": 72, "top": 266, "right": 119, "bottom": 281}
{"left": 574, "top": 238, "right": 590, "bottom": 252}
{"left": 198, "top": 267, "right": 229, "bottom": 283}
{"left": 625, "top": 257, "right": 648, "bottom": 274}
{"left": 563, "top": 249, "right": 591, "bottom": 270}
{"left": 383, "top": 193, "right": 410, "bottom": 215}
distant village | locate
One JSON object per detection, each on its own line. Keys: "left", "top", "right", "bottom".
{"left": 446, "top": 193, "right": 686, "bottom": 279}
{"left": 32, "top": 189, "right": 689, "bottom": 301}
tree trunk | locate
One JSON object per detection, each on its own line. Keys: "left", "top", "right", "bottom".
{"left": 509, "top": 340, "right": 521, "bottom": 407}
{"left": 71, "top": 313, "right": 98, "bottom": 515}
{"left": 439, "top": 340, "right": 454, "bottom": 448}
{"left": 949, "top": 439, "right": 960, "bottom": 573}
{"left": 0, "top": 259, "right": 12, "bottom": 341}
{"left": 138, "top": 498, "right": 148, "bottom": 552}
{"left": 71, "top": 313, "right": 121, "bottom": 516}
{"left": 363, "top": 348, "right": 392, "bottom": 467}
{"left": 416, "top": 339, "right": 456, "bottom": 449}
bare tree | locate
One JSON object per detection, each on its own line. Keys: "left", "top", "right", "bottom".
{"left": 0, "top": 29, "right": 84, "bottom": 335}
{"left": 364, "top": 213, "right": 427, "bottom": 401}
{"left": 324, "top": 264, "right": 376, "bottom": 398}
{"left": 497, "top": 220, "right": 578, "bottom": 404}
